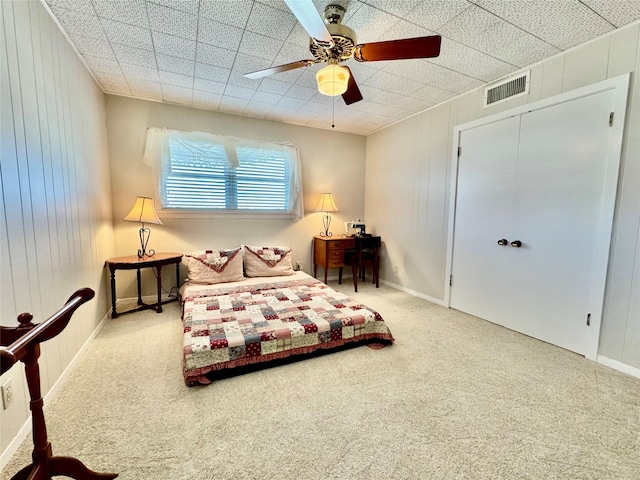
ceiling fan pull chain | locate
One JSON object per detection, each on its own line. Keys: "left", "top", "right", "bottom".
{"left": 332, "top": 96, "right": 335, "bottom": 129}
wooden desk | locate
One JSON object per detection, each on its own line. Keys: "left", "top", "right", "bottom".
{"left": 313, "top": 236, "right": 355, "bottom": 284}
{"left": 106, "top": 252, "right": 182, "bottom": 318}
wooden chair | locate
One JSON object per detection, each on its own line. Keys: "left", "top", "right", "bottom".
{"left": 344, "top": 236, "right": 381, "bottom": 292}
{"left": 0, "top": 288, "right": 118, "bottom": 480}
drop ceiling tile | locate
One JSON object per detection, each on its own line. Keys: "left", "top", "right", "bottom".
{"left": 219, "top": 96, "right": 250, "bottom": 113}
{"left": 285, "top": 84, "right": 317, "bottom": 101}
{"left": 238, "top": 31, "right": 284, "bottom": 62}
{"left": 474, "top": 0, "right": 614, "bottom": 50}
{"left": 252, "top": 90, "right": 282, "bottom": 104}
{"left": 129, "top": 79, "right": 162, "bottom": 93}
{"left": 246, "top": 2, "right": 297, "bottom": 41}
{"left": 152, "top": 32, "right": 196, "bottom": 61}
{"left": 45, "top": 0, "right": 94, "bottom": 15}
{"left": 266, "top": 106, "right": 297, "bottom": 121}
{"left": 431, "top": 38, "right": 516, "bottom": 81}
{"left": 131, "top": 88, "right": 163, "bottom": 101}
{"left": 409, "top": 84, "right": 456, "bottom": 105}
{"left": 583, "top": 0, "right": 640, "bottom": 28}
{"left": 122, "top": 63, "right": 160, "bottom": 82}
{"left": 362, "top": 70, "right": 423, "bottom": 95}
{"left": 163, "top": 85, "right": 193, "bottom": 103}
{"left": 156, "top": 54, "right": 194, "bottom": 76}
{"left": 294, "top": 69, "right": 320, "bottom": 89}
{"left": 231, "top": 52, "right": 271, "bottom": 74}
{"left": 405, "top": 0, "right": 472, "bottom": 31}
{"left": 68, "top": 35, "right": 115, "bottom": 59}
{"left": 380, "top": 18, "right": 434, "bottom": 40}
{"left": 486, "top": 24, "right": 561, "bottom": 67}
{"left": 147, "top": 2, "right": 198, "bottom": 40}
{"left": 224, "top": 84, "right": 255, "bottom": 100}
{"left": 199, "top": 0, "right": 253, "bottom": 28}
{"left": 81, "top": 55, "right": 121, "bottom": 75}
{"left": 192, "top": 90, "right": 222, "bottom": 109}
{"left": 100, "top": 19, "right": 153, "bottom": 50}
{"left": 256, "top": 0, "right": 291, "bottom": 14}
{"left": 299, "top": 100, "right": 327, "bottom": 114}
{"left": 94, "top": 71, "right": 128, "bottom": 87}
{"left": 277, "top": 96, "right": 307, "bottom": 110}
{"left": 345, "top": 3, "right": 401, "bottom": 43}
{"left": 285, "top": 24, "right": 311, "bottom": 49}
{"left": 194, "top": 77, "right": 226, "bottom": 95}
{"left": 196, "top": 43, "right": 236, "bottom": 69}
{"left": 111, "top": 44, "right": 157, "bottom": 69}
{"left": 159, "top": 70, "right": 193, "bottom": 89}
{"left": 258, "top": 77, "right": 293, "bottom": 95}
{"left": 243, "top": 101, "right": 274, "bottom": 118}
{"left": 152, "top": 0, "right": 199, "bottom": 15}
{"left": 92, "top": 0, "right": 149, "bottom": 28}
{"left": 48, "top": 6, "right": 107, "bottom": 40}
{"left": 362, "top": 0, "right": 423, "bottom": 18}
{"left": 274, "top": 42, "right": 313, "bottom": 65}
{"left": 195, "top": 62, "right": 231, "bottom": 83}
{"left": 198, "top": 17, "right": 244, "bottom": 50}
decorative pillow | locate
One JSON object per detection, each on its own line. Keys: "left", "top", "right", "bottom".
{"left": 243, "top": 246, "right": 294, "bottom": 277}
{"left": 184, "top": 248, "right": 244, "bottom": 284}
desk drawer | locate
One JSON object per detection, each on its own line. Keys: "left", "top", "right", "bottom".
{"left": 327, "top": 239, "right": 353, "bottom": 249}
{"left": 327, "top": 249, "right": 345, "bottom": 262}
{"left": 327, "top": 258, "right": 344, "bottom": 267}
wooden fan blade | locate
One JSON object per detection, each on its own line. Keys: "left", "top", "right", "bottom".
{"left": 342, "top": 67, "right": 363, "bottom": 105}
{"left": 285, "top": 0, "right": 334, "bottom": 47}
{"left": 353, "top": 35, "right": 441, "bottom": 62}
{"left": 244, "top": 60, "right": 316, "bottom": 79}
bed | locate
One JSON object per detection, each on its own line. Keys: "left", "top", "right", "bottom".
{"left": 180, "top": 247, "right": 394, "bottom": 386}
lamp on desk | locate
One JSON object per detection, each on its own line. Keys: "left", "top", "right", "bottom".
{"left": 123, "top": 196, "right": 163, "bottom": 258}
{"left": 315, "top": 193, "right": 339, "bottom": 237}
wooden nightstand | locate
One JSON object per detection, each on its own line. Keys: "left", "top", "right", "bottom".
{"left": 106, "top": 252, "right": 183, "bottom": 318}
{"left": 313, "top": 236, "right": 355, "bottom": 284}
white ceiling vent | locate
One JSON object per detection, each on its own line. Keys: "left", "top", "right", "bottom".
{"left": 484, "top": 71, "right": 530, "bottom": 107}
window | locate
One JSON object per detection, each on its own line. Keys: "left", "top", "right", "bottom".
{"left": 143, "top": 128, "right": 303, "bottom": 220}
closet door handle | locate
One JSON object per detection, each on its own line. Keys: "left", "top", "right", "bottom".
{"left": 497, "top": 239, "right": 508, "bottom": 246}
{"left": 511, "top": 240, "right": 522, "bottom": 248}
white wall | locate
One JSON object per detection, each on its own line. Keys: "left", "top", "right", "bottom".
{"left": 104, "top": 95, "right": 366, "bottom": 297}
{"left": 0, "top": 0, "right": 114, "bottom": 461}
{"left": 365, "top": 23, "right": 640, "bottom": 369}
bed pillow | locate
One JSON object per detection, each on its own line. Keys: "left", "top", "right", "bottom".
{"left": 184, "top": 248, "right": 244, "bottom": 284}
{"left": 243, "top": 245, "right": 294, "bottom": 277}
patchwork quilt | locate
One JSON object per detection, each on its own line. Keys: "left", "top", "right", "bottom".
{"left": 181, "top": 273, "right": 394, "bottom": 386}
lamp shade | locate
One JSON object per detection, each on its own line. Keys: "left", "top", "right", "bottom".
{"left": 315, "top": 193, "right": 339, "bottom": 213}
{"left": 316, "top": 64, "right": 350, "bottom": 96}
{"left": 123, "top": 196, "right": 163, "bottom": 225}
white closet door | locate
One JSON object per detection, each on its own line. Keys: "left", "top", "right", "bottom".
{"left": 451, "top": 89, "right": 616, "bottom": 355}
{"left": 450, "top": 116, "right": 520, "bottom": 324}
{"left": 506, "top": 89, "right": 616, "bottom": 353}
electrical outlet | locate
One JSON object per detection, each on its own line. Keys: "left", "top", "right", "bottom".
{"left": 393, "top": 265, "right": 399, "bottom": 275}
{"left": 295, "top": 261, "right": 303, "bottom": 271}
{"left": 1, "top": 379, "right": 14, "bottom": 410}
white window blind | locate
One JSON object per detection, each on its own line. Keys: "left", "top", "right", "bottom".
{"left": 143, "top": 128, "right": 303, "bottom": 220}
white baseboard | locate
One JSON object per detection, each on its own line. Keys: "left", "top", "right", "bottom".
{"left": 596, "top": 355, "right": 640, "bottom": 379}
{"left": 380, "top": 279, "right": 446, "bottom": 307}
{"left": 0, "top": 309, "right": 112, "bottom": 471}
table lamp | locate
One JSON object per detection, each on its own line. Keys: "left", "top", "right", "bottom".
{"left": 315, "top": 193, "right": 339, "bottom": 237}
{"left": 123, "top": 196, "right": 163, "bottom": 258}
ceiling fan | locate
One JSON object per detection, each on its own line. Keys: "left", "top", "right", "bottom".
{"left": 244, "top": 0, "right": 442, "bottom": 106}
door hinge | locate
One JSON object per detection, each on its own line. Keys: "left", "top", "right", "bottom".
{"left": 457, "top": 146, "right": 462, "bottom": 157}
{"left": 609, "top": 112, "right": 614, "bottom": 127}
{"left": 449, "top": 275, "right": 453, "bottom": 286}
{"left": 586, "top": 313, "right": 591, "bottom": 326}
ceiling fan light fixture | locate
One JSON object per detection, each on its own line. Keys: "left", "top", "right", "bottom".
{"left": 316, "top": 63, "right": 350, "bottom": 96}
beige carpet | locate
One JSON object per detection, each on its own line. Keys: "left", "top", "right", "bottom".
{"left": 2, "top": 280, "right": 639, "bottom": 479}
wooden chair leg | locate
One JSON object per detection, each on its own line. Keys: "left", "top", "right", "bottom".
{"left": 351, "top": 264, "right": 358, "bottom": 292}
